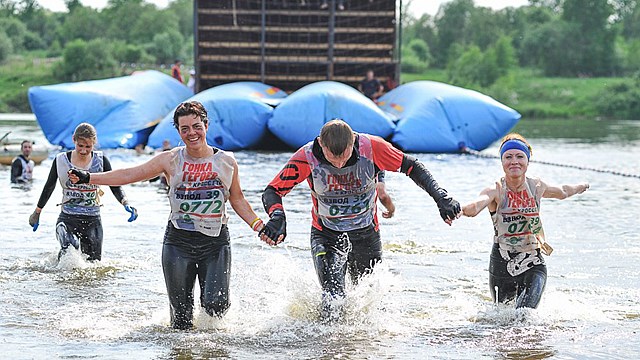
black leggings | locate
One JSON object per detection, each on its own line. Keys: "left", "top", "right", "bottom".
{"left": 488, "top": 244, "right": 547, "bottom": 309}
{"left": 310, "top": 224, "right": 382, "bottom": 301}
{"left": 56, "top": 212, "right": 103, "bottom": 261}
{"left": 162, "top": 223, "right": 231, "bottom": 329}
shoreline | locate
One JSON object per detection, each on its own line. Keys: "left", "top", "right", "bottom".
{"left": 0, "top": 114, "right": 36, "bottom": 122}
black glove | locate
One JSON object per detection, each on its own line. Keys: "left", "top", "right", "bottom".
{"left": 436, "top": 196, "right": 461, "bottom": 222}
{"left": 259, "top": 209, "right": 287, "bottom": 244}
{"left": 68, "top": 168, "right": 90, "bottom": 184}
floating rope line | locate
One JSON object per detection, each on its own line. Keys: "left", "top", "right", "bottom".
{"left": 460, "top": 146, "right": 640, "bottom": 179}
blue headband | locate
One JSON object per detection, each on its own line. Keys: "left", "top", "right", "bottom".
{"left": 500, "top": 139, "right": 530, "bottom": 159}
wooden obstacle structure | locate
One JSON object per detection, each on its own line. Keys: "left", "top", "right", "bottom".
{"left": 194, "top": 0, "right": 400, "bottom": 93}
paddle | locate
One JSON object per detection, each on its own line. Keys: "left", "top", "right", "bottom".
{"left": 0, "top": 131, "right": 11, "bottom": 144}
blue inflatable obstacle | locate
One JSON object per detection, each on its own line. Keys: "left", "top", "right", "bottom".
{"left": 377, "top": 81, "right": 521, "bottom": 153}
{"left": 268, "top": 81, "right": 395, "bottom": 149}
{"left": 28, "top": 70, "right": 192, "bottom": 149}
{"left": 148, "top": 82, "right": 287, "bottom": 150}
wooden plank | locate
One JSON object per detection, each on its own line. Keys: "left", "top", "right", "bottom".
{"left": 198, "top": 25, "right": 394, "bottom": 34}
{"left": 199, "top": 54, "right": 394, "bottom": 63}
{"left": 200, "top": 74, "right": 389, "bottom": 83}
{"left": 198, "top": 8, "right": 395, "bottom": 17}
{"left": 199, "top": 41, "right": 393, "bottom": 50}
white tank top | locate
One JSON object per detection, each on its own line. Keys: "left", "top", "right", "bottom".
{"left": 168, "top": 147, "right": 234, "bottom": 237}
{"left": 56, "top": 151, "right": 104, "bottom": 216}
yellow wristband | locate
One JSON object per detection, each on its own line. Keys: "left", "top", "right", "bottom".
{"left": 250, "top": 217, "right": 261, "bottom": 230}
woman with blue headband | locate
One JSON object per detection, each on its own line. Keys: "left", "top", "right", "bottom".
{"left": 461, "top": 133, "right": 589, "bottom": 308}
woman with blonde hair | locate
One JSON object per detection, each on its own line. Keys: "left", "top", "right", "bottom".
{"left": 461, "top": 133, "right": 589, "bottom": 308}
{"left": 29, "top": 123, "right": 138, "bottom": 261}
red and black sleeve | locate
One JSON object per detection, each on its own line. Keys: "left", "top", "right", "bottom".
{"left": 369, "top": 135, "right": 404, "bottom": 171}
{"left": 369, "top": 134, "right": 449, "bottom": 202}
{"left": 262, "top": 148, "right": 312, "bottom": 215}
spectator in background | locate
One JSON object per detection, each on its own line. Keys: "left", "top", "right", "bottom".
{"left": 172, "top": 59, "right": 184, "bottom": 83}
{"left": 385, "top": 76, "right": 397, "bottom": 92}
{"left": 187, "top": 69, "right": 196, "bottom": 93}
{"left": 358, "top": 69, "right": 384, "bottom": 101}
{"left": 161, "top": 139, "right": 173, "bottom": 152}
{"left": 10, "top": 140, "right": 35, "bottom": 184}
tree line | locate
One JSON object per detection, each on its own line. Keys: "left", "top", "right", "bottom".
{"left": 1, "top": 0, "right": 639, "bottom": 118}
{"left": 401, "top": 0, "right": 640, "bottom": 118}
{"left": 0, "top": 0, "right": 192, "bottom": 81}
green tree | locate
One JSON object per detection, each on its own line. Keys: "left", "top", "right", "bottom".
{"left": 21, "top": 6, "right": 60, "bottom": 48}
{"left": 521, "top": 19, "right": 580, "bottom": 76}
{"left": 130, "top": 8, "right": 179, "bottom": 44}
{"left": 65, "top": 0, "right": 82, "bottom": 12}
{"left": 0, "top": 16, "right": 27, "bottom": 51}
{"left": 510, "top": 5, "right": 556, "bottom": 66}
{"left": 467, "top": 7, "right": 504, "bottom": 50}
{"left": 23, "top": 30, "right": 45, "bottom": 50}
{"left": 112, "top": 40, "right": 151, "bottom": 64}
{"left": 493, "top": 35, "right": 516, "bottom": 74}
{"left": 148, "top": 29, "right": 184, "bottom": 64}
{"left": 102, "top": 0, "right": 147, "bottom": 42}
{"left": 595, "top": 72, "right": 640, "bottom": 119}
{"left": 434, "top": 0, "right": 475, "bottom": 67}
{"left": 58, "top": 6, "right": 104, "bottom": 43}
{"left": 622, "top": 2, "right": 640, "bottom": 39}
{"left": 55, "top": 38, "right": 118, "bottom": 81}
{"left": 168, "top": 0, "right": 194, "bottom": 39}
{"left": 447, "top": 45, "right": 483, "bottom": 87}
{"left": 0, "top": 30, "right": 13, "bottom": 63}
{"left": 626, "top": 39, "right": 640, "bottom": 71}
{"left": 407, "top": 38, "right": 430, "bottom": 63}
{"left": 402, "top": 13, "right": 436, "bottom": 51}
{"left": 561, "top": 0, "right": 616, "bottom": 76}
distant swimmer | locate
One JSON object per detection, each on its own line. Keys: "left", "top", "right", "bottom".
{"left": 259, "top": 119, "right": 461, "bottom": 321}
{"left": 68, "top": 101, "right": 265, "bottom": 330}
{"left": 461, "top": 133, "right": 589, "bottom": 308}
{"left": 10, "top": 140, "right": 35, "bottom": 185}
{"left": 29, "top": 123, "right": 138, "bottom": 261}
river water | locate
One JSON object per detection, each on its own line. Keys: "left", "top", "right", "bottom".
{"left": 1, "top": 118, "right": 639, "bottom": 359}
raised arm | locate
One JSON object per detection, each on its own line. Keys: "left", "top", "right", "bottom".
{"left": 462, "top": 185, "right": 498, "bottom": 217}
{"left": 541, "top": 181, "right": 589, "bottom": 200}
{"left": 103, "top": 155, "right": 128, "bottom": 205}
{"left": 70, "top": 151, "right": 172, "bottom": 186}
{"left": 370, "top": 135, "right": 460, "bottom": 224}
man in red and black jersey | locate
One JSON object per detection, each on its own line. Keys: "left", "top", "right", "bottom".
{"left": 259, "top": 119, "right": 461, "bottom": 320}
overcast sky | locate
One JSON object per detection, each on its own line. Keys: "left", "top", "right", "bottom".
{"left": 39, "top": 0, "right": 530, "bottom": 16}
